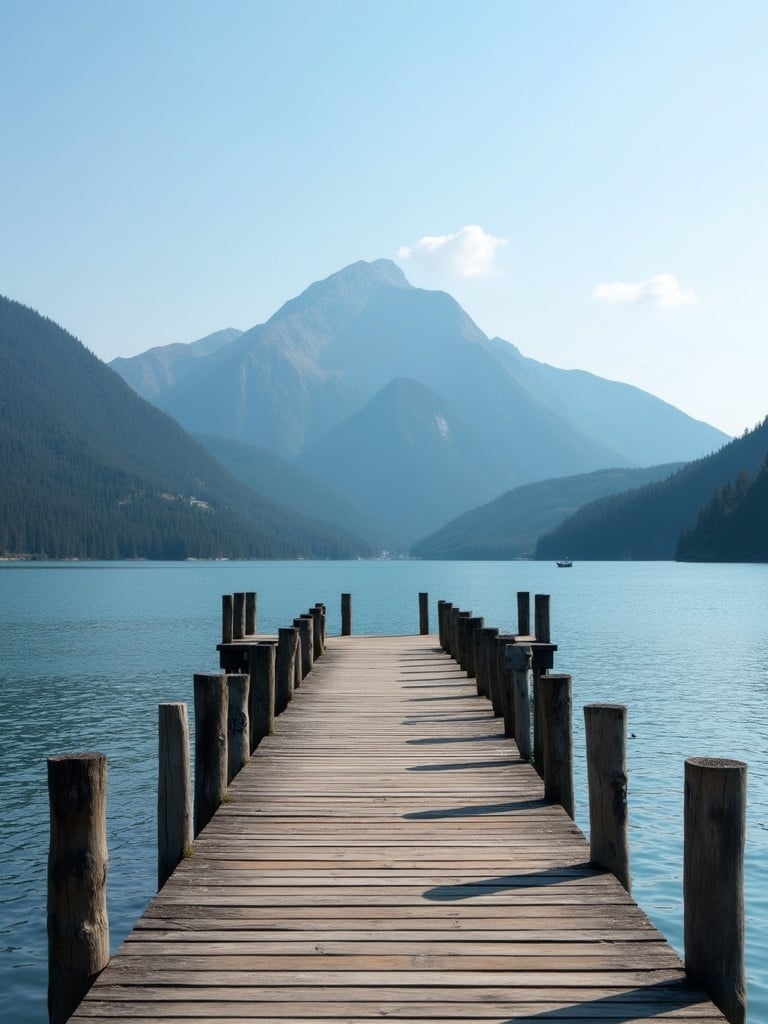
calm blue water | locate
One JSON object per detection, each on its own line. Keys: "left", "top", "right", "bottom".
{"left": 0, "top": 560, "right": 766, "bottom": 1022}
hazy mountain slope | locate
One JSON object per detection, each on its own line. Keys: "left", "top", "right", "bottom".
{"left": 296, "top": 377, "right": 500, "bottom": 542}
{"left": 412, "top": 463, "right": 683, "bottom": 560}
{"left": 111, "top": 328, "right": 242, "bottom": 399}
{"left": 488, "top": 340, "right": 728, "bottom": 465}
{"left": 0, "top": 296, "right": 370, "bottom": 560}
{"left": 196, "top": 433, "right": 406, "bottom": 553}
{"left": 535, "top": 418, "right": 768, "bottom": 560}
{"left": 677, "top": 459, "right": 768, "bottom": 562}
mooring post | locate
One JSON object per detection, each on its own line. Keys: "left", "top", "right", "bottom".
{"left": 297, "top": 614, "right": 314, "bottom": 677}
{"left": 248, "top": 642, "right": 276, "bottom": 748}
{"left": 341, "top": 593, "right": 352, "bottom": 636}
{"left": 316, "top": 603, "right": 327, "bottom": 647}
{"left": 584, "top": 703, "right": 630, "bottom": 892}
{"left": 47, "top": 752, "right": 110, "bottom": 1024}
{"left": 517, "top": 591, "right": 531, "bottom": 636}
{"left": 309, "top": 606, "right": 324, "bottom": 659}
{"left": 226, "top": 673, "right": 250, "bottom": 784}
{"left": 455, "top": 610, "right": 472, "bottom": 670}
{"left": 276, "top": 627, "right": 298, "bottom": 713}
{"left": 464, "top": 616, "right": 484, "bottom": 677}
{"left": 221, "top": 594, "right": 233, "bottom": 644}
{"left": 418, "top": 592, "right": 429, "bottom": 635}
{"left": 157, "top": 703, "right": 192, "bottom": 890}
{"left": 534, "top": 593, "right": 550, "bottom": 643}
{"left": 193, "top": 673, "right": 228, "bottom": 837}
{"left": 439, "top": 601, "right": 452, "bottom": 653}
{"left": 474, "top": 627, "right": 498, "bottom": 698}
{"left": 245, "top": 591, "right": 258, "bottom": 636}
{"left": 506, "top": 644, "right": 532, "bottom": 760}
{"left": 495, "top": 636, "right": 516, "bottom": 737}
{"left": 539, "top": 672, "right": 574, "bottom": 818}
{"left": 232, "top": 592, "right": 246, "bottom": 640}
{"left": 684, "top": 756, "right": 747, "bottom": 1024}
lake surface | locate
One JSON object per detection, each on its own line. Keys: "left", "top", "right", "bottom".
{"left": 1, "top": 559, "right": 766, "bottom": 1023}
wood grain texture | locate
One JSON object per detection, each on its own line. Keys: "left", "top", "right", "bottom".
{"left": 70, "top": 635, "right": 726, "bottom": 1023}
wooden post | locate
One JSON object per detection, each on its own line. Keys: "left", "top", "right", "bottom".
{"left": 276, "top": 627, "right": 297, "bottom": 713}
{"left": 157, "top": 703, "right": 192, "bottom": 890}
{"left": 495, "top": 636, "right": 516, "bottom": 737}
{"left": 447, "top": 607, "right": 459, "bottom": 660}
{"left": 221, "top": 594, "right": 233, "bottom": 644}
{"left": 309, "top": 606, "right": 324, "bottom": 658}
{"left": 506, "top": 644, "right": 532, "bottom": 760}
{"left": 419, "top": 592, "right": 429, "bottom": 635}
{"left": 316, "top": 603, "right": 327, "bottom": 647}
{"left": 437, "top": 601, "right": 450, "bottom": 651}
{"left": 464, "top": 616, "right": 484, "bottom": 677}
{"left": 232, "top": 592, "right": 246, "bottom": 640}
{"left": 584, "top": 704, "right": 631, "bottom": 893}
{"left": 341, "top": 593, "right": 352, "bottom": 636}
{"left": 532, "top": 668, "right": 543, "bottom": 774}
{"left": 193, "top": 673, "right": 227, "bottom": 837}
{"left": 245, "top": 591, "right": 257, "bottom": 636}
{"left": 474, "top": 627, "right": 498, "bottom": 698}
{"left": 248, "top": 642, "right": 275, "bottom": 748}
{"left": 517, "top": 591, "right": 530, "bottom": 636}
{"left": 684, "top": 757, "right": 747, "bottom": 1024}
{"left": 534, "top": 593, "right": 550, "bottom": 642}
{"left": 47, "top": 752, "right": 109, "bottom": 1024}
{"left": 296, "top": 615, "right": 314, "bottom": 677}
{"left": 455, "top": 611, "right": 472, "bottom": 670}
{"left": 539, "top": 673, "right": 573, "bottom": 817}
{"left": 226, "top": 673, "right": 250, "bottom": 784}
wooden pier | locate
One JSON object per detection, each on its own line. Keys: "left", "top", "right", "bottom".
{"left": 67, "top": 632, "right": 728, "bottom": 1023}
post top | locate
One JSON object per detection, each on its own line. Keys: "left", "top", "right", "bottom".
{"left": 47, "top": 752, "right": 106, "bottom": 764}
{"left": 685, "top": 756, "right": 747, "bottom": 771}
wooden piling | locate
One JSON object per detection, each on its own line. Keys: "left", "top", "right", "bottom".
{"left": 517, "top": 591, "right": 530, "bottom": 636}
{"left": 248, "top": 642, "right": 276, "bottom": 748}
{"left": 309, "top": 606, "right": 324, "bottom": 659}
{"left": 463, "top": 616, "right": 484, "bottom": 677}
{"left": 232, "top": 592, "right": 246, "bottom": 640}
{"left": 221, "top": 594, "right": 233, "bottom": 644}
{"left": 341, "top": 593, "right": 352, "bottom": 636}
{"left": 193, "top": 673, "right": 227, "bottom": 837}
{"left": 47, "top": 752, "right": 109, "bottom": 1024}
{"left": 506, "top": 644, "right": 532, "bottom": 761}
{"left": 584, "top": 703, "right": 631, "bottom": 893}
{"left": 474, "top": 627, "right": 498, "bottom": 698}
{"left": 276, "top": 627, "right": 298, "bottom": 713}
{"left": 495, "top": 636, "right": 516, "bottom": 737}
{"left": 226, "top": 673, "right": 250, "bottom": 784}
{"left": 534, "top": 593, "right": 550, "bottom": 642}
{"left": 454, "top": 610, "right": 472, "bottom": 670}
{"left": 296, "top": 615, "right": 314, "bottom": 678}
{"left": 157, "top": 703, "right": 192, "bottom": 890}
{"left": 684, "top": 756, "right": 747, "bottom": 1024}
{"left": 245, "top": 591, "right": 257, "bottom": 636}
{"left": 539, "top": 672, "right": 574, "bottom": 818}
{"left": 419, "top": 592, "right": 429, "bottom": 635}
{"left": 437, "top": 600, "right": 451, "bottom": 651}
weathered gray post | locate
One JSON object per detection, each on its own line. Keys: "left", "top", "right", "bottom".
{"left": 448, "top": 607, "right": 460, "bottom": 660}
{"left": 226, "top": 673, "right": 250, "bottom": 784}
{"left": 158, "top": 703, "right": 192, "bottom": 890}
{"left": 489, "top": 634, "right": 514, "bottom": 717}
{"left": 534, "top": 593, "right": 551, "bottom": 643}
{"left": 309, "top": 606, "right": 324, "bottom": 658}
{"left": 539, "top": 673, "right": 574, "bottom": 817}
{"left": 232, "top": 592, "right": 246, "bottom": 640}
{"left": 297, "top": 615, "right": 314, "bottom": 677}
{"left": 439, "top": 601, "right": 452, "bottom": 653}
{"left": 464, "top": 616, "right": 484, "bottom": 677}
{"left": 221, "top": 594, "right": 233, "bottom": 644}
{"left": 506, "top": 644, "right": 532, "bottom": 760}
{"left": 276, "top": 626, "right": 298, "bottom": 713}
{"left": 341, "top": 593, "right": 352, "bottom": 635}
{"left": 584, "top": 704, "right": 630, "bottom": 892}
{"left": 316, "top": 603, "right": 327, "bottom": 647}
{"left": 419, "top": 592, "right": 429, "bottom": 635}
{"left": 245, "top": 591, "right": 258, "bottom": 636}
{"left": 474, "top": 627, "right": 498, "bottom": 698}
{"left": 495, "top": 636, "right": 515, "bottom": 737}
{"left": 248, "top": 642, "right": 276, "bottom": 748}
{"left": 684, "top": 757, "right": 747, "bottom": 1024}
{"left": 517, "top": 591, "right": 531, "bottom": 635}
{"left": 47, "top": 752, "right": 109, "bottom": 1024}
{"left": 193, "top": 673, "right": 228, "bottom": 836}
{"left": 455, "top": 610, "right": 472, "bottom": 670}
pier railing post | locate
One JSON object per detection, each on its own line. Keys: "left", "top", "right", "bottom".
{"left": 684, "top": 756, "right": 747, "bottom": 1024}
{"left": 517, "top": 591, "right": 530, "bottom": 635}
{"left": 437, "top": 600, "right": 449, "bottom": 649}
{"left": 495, "top": 636, "right": 515, "bottom": 737}
{"left": 248, "top": 642, "right": 276, "bottom": 748}
{"left": 157, "top": 704, "right": 192, "bottom": 890}
{"left": 193, "top": 673, "right": 228, "bottom": 837}
{"left": 341, "top": 593, "right": 352, "bottom": 636}
{"left": 539, "top": 673, "right": 574, "bottom": 818}
{"left": 276, "top": 627, "right": 298, "bottom": 713}
{"left": 296, "top": 615, "right": 314, "bottom": 677}
{"left": 221, "top": 594, "right": 233, "bottom": 644}
{"left": 47, "top": 752, "right": 109, "bottom": 1024}
{"left": 419, "top": 592, "right": 429, "bottom": 635}
{"left": 232, "top": 592, "right": 246, "bottom": 640}
{"left": 226, "top": 673, "right": 250, "bottom": 784}
{"left": 474, "top": 627, "right": 498, "bottom": 698}
{"left": 245, "top": 591, "right": 257, "bottom": 636}
{"left": 463, "top": 616, "right": 484, "bottom": 677}
{"left": 584, "top": 703, "right": 630, "bottom": 892}
{"left": 309, "top": 606, "right": 324, "bottom": 659}
{"left": 506, "top": 644, "right": 532, "bottom": 761}
{"left": 534, "top": 594, "right": 550, "bottom": 643}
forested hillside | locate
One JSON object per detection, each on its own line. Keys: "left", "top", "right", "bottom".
{"left": 0, "top": 296, "right": 371, "bottom": 560}
{"left": 535, "top": 418, "right": 768, "bottom": 560}
{"left": 677, "top": 461, "right": 768, "bottom": 561}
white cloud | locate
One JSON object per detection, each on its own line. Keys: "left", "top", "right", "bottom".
{"left": 592, "top": 273, "right": 697, "bottom": 307}
{"left": 397, "top": 225, "right": 507, "bottom": 278}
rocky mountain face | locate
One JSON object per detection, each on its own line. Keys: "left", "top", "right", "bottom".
{"left": 112, "top": 259, "right": 729, "bottom": 544}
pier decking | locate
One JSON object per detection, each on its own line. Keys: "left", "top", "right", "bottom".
{"left": 70, "top": 634, "right": 727, "bottom": 1023}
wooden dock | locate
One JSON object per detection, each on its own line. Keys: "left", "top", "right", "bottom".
{"left": 70, "top": 634, "right": 727, "bottom": 1023}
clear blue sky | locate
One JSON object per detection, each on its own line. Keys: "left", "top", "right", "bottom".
{"left": 2, "top": 1, "right": 766, "bottom": 436}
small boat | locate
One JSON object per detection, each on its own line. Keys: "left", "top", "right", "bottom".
{"left": 556, "top": 559, "right": 573, "bottom": 568}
